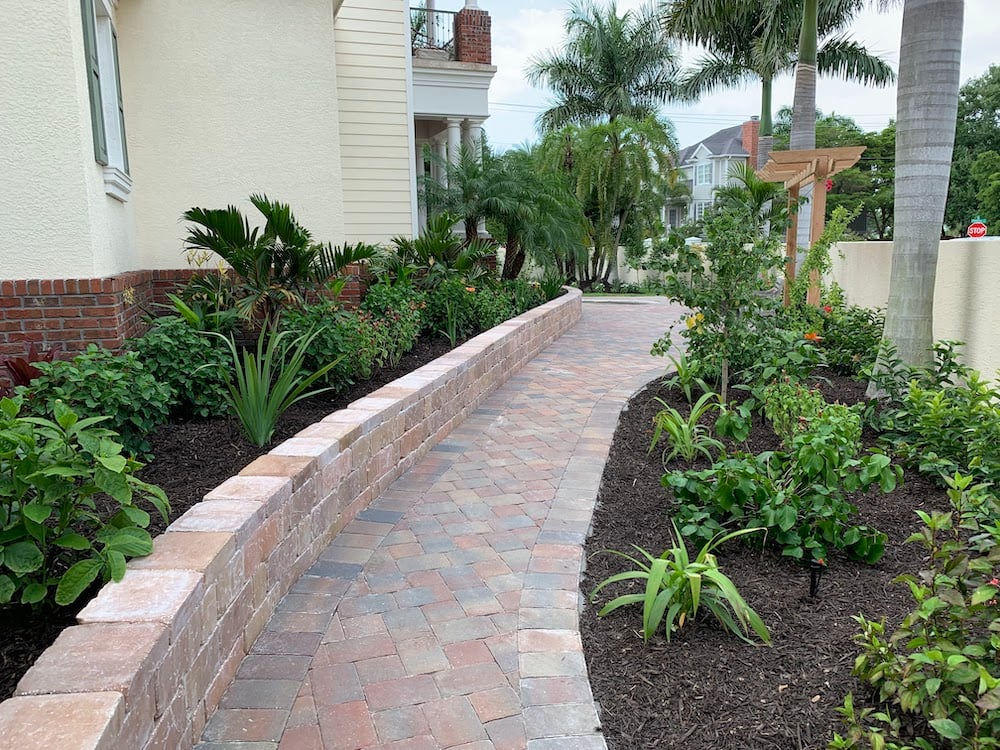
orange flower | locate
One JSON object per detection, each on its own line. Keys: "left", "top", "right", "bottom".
{"left": 465, "top": 286, "right": 476, "bottom": 293}
{"left": 804, "top": 331, "right": 823, "bottom": 342}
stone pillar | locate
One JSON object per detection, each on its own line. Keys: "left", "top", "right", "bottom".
{"left": 454, "top": 6, "right": 491, "bottom": 64}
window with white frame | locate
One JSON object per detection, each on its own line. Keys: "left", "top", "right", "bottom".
{"left": 695, "top": 162, "right": 712, "bottom": 185}
{"left": 81, "top": 0, "right": 131, "bottom": 201}
{"left": 693, "top": 200, "right": 712, "bottom": 221}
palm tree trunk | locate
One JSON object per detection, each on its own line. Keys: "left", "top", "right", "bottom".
{"left": 790, "top": 0, "right": 818, "bottom": 250}
{"left": 757, "top": 76, "right": 774, "bottom": 169}
{"left": 789, "top": 0, "right": 818, "bottom": 151}
{"left": 872, "top": 0, "right": 964, "bottom": 385}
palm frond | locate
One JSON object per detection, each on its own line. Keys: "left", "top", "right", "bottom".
{"left": 817, "top": 34, "right": 896, "bottom": 86}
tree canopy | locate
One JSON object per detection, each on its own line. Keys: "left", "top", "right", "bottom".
{"left": 526, "top": 1, "right": 679, "bottom": 131}
{"left": 945, "top": 65, "right": 1000, "bottom": 232}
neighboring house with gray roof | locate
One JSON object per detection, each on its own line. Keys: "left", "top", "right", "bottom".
{"left": 666, "top": 117, "right": 761, "bottom": 227}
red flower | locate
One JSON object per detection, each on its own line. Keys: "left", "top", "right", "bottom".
{"left": 825, "top": 178, "right": 833, "bottom": 192}
{"left": 823, "top": 305, "right": 833, "bottom": 314}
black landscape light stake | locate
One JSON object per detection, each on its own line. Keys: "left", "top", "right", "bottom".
{"left": 809, "top": 558, "right": 826, "bottom": 598}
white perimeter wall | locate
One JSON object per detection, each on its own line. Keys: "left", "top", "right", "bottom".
{"left": 0, "top": 0, "right": 136, "bottom": 279}
{"left": 117, "top": 0, "right": 347, "bottom": 270}
{"left": 831, "top": 239, "right": 1000, "bottom": 378}
{"left": 335, "top": 1, "right": 417, "bottom": 242}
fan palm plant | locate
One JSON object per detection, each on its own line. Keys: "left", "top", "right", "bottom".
{"left": 182, "top": 194, "right": 377, "bottom": 331}
{"left": 375, "top": 213, "right": 495, "bottom": 290}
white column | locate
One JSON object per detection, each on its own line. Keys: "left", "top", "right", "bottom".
{"left": 415, "top": 143, "right": 427, "bottom": 231}
{"left": 433, "top": 138, "right": 448, "bottom": 187}
{"left": 465, "top": 119, "right": 487, "bottom": 237}
{"left": 463, "top": 118, "right": 484, "bottom": 155}
{"left": 446, "top": 118, "right": 462, "bottom": 165}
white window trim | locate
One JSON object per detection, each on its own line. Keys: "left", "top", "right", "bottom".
{"left": 693, "top": 200, "right": 712, "bottom": 221}
{"left": 695, "top": 162, "right": 712, "bottom": 186}
{"left": 90, "top": 0, "right": 132, "bottom": 201}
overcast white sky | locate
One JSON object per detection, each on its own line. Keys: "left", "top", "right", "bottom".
{"left": 481, "top": 1, "right": 999, "bottom": 151}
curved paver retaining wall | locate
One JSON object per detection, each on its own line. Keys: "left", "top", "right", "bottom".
{"left": 0, "top": 288, "right": 582, "bottom": 750}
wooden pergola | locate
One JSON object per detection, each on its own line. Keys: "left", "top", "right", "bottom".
{"left": 757, "top": 146, "right": 865, "bottom": 306}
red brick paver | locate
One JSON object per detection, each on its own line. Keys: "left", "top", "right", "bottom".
{"left": 197, "top": 299, "right": 682, "bottom": 749}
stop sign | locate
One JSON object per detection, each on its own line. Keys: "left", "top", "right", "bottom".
{"left": 968, "top": 220, "right": 988, "bottom": 238}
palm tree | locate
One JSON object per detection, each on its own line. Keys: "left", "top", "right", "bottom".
{"left": 539, "top": 115, "right": 677, "bottom": 288}
{"left": 527, "top": 0, "right": 680, "bottom": 132}
{"left": 488, "top": 146, "right": 587, "bottom": 280}
{"left": 874, "top": 0, "right": 965, "bottom": 379}
{"left": 664, "top": 0, "right": 894, "bottom": 167}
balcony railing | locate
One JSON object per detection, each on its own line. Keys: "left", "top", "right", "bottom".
{"left": 410, "top": 7, "right": 456, "bottom": 59}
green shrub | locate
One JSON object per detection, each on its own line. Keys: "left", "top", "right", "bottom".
{"left": 128, "top": 316, "right": 231, "bottom": 419}
{"left": 281, "top": 303, "right": 366, "bottom": 390}
{"left": 762, "top": 379, "right": 829, "bottom": 445}
{"left": 19, "top": 346, "right": 171, "bottom": 456}
{"left": 424, "top": 278, "right": 479, "bottom": 341}
{"left": 470, "top": 285, "right": 516, "bottom": 332}
{"left": 820, "top": 305, "right": 884, "bottom": 376}
{"left": 831, "top": 474, "right": 1000, "bottom": 750}
{"left": 650, "top": 391, "right": 724, "bottom": 464}
{"left": 667, "top": 405, "right": 898, "bottom": 564}
{"left": 360, "top": 283, "right": 426, "bottom": 367}
{"left": 0, "top": 398, "right": 168, "bottom": 606}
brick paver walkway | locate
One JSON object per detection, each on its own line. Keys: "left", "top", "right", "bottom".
{"left": 197, "top": 298, "right": 683, "bottom": 750}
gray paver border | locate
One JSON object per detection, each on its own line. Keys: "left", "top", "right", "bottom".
{"left": 0, "top": 289, "right": 583, "bottom": 750}
{"left": 519, "top": 365, "right": 665, "bottom": 749}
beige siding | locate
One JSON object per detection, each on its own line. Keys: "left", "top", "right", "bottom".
{"left": 335, "top": 0, "right": 416, "bottom": 242}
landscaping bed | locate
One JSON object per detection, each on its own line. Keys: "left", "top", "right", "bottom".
{"left": 0, "top": 333, "right": 453, "bottom": 701}
{"left": 581, "top": 375, "right": 950, "bottom": 750}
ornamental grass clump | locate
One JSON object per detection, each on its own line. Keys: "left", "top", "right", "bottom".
{"left": 591, "top": 522, "right": 771, "bottom": 644}
{"left": 212, "top": 328, "right": 341, "bottom": 447}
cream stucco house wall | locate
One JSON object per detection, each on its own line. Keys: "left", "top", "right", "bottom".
{"left": 0, "top": 0, "right": 494, "bottom": 359}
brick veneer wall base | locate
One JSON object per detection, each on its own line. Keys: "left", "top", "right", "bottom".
{"left": 0, "top": 288, "right": 582, "bottom": 750}
{"left": 0, "top": 268, "right": 367, "bottom": 387}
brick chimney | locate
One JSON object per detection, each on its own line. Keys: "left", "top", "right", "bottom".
{"left": 741, "top": 116, "right": 760, "bottom": 168}
{"left": 454, "top": 6, "right": 491, "bottom": 65}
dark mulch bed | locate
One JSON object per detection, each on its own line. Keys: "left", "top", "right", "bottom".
{"left": 581, "top": 375, "right": 947, "bottom": 750}
{"left": 0, "top": 333, "right": 455, "bottom": 700}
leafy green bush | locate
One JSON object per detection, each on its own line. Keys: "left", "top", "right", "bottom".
{"left": 128, "top": 316, "right": 231, "bottom": 419}
{"left": 667, "top": 405, "right": 899, "bottom": 564}
{"left": 361, "top": 283, "right": 427, "bottom": 367}
{"left": 471, "top": 285, "right": 516, "bottom": 332}
{"left": 19, "top": 346, "right": 171, "bottom": 456}
{"left": 281, "top": 302, "right": 365, "bottom": 390}
{"left": 883, "top": 370, "right": 1000, "bottom": 487}
{"left": 831, "top": 474, "right": 1000, "bottom": 750}
{"left": 820, "top": 305, "right": 885, "bottom": 376}
{"left": 424, "top": 278, "right": 480, "bottom": 341}
{"left": 762, "top": 379, "right": 829, "bottom": 445}
{"left": 590, "top": 523, "right": 770, "bottom": 644}
{"left": 0, "top": 398, "right": 168, "bottom": 606}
